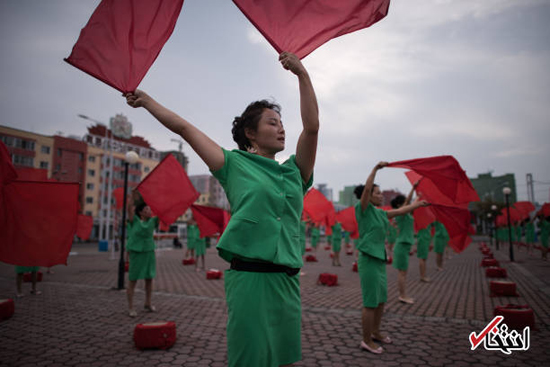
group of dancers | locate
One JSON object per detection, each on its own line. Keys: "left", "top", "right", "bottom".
{"left": 122, "top": 51, "right": 550, "bottom": 366}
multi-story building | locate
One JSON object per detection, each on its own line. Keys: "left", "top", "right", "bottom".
{"left": 470, "top": 172, "right": 517, "bottom": 205}
{"left": 189, "top": 174, "right": 229, "bottom": 210}
{"left": 316, "top": 183, "right": 333, "bottom": 202}
{"left": 338, "top": 185, "right": 360, "bottom": 207}
{"left": 0, "top": 125, "right": 55, "bottom": 177}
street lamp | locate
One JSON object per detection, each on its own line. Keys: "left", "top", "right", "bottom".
{"left": 487, "top": 213, "right": 493, "bottom": 246}
{"left": 118, "top": 150, "right": 139, "bottom": 290}
{"left": 503, "top": 187, "right": 514, "bottom": 262}
{"left": 491, "top": 204, "right": 498, "bottom": 250}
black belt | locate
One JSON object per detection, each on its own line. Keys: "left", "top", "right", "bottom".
{"left": 230, "top": 258, "right": 300, "bottom": 276}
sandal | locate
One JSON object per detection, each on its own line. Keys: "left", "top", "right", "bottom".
{"left": 372, "top": 334, "right": 392, "bottom": 344}
{"left": 144, "top": 305, "right": 156, "bottom": 312}
{"left": 128, "top": 309, "right": 137, "bottom": 317}
{"left": 398, "top": 297, "right": 414, "bottom": 304}
{"left": 30, "top": 290, "right": 42, "bottom": 295}
{"left": 360, "top": 340, "right": 383, "bottom": 354}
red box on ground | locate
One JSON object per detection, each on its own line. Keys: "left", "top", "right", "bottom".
{"left": 0, "top": 299, "right": 15, "bottom": 321}
{"left": 206, "top": 269, "right": 222, "bottom": 280}
{"left": 494, "top": 304, "right": 535, "bottom": 330}
{"left": 318, "top": 273, "right": 338, "bottom": 286}
{"left": 486, "top": 267, "right": 507, "bottom": 278}
{"left": 134, "top": 321, "right": 177, "bottom": 350}
{"left": 490, "top": 281, "right": 519, "bottom": 297}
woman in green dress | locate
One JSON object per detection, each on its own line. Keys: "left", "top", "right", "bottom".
{"left": 524, "top": 218, "right": 535, "bottom": 255}
{"left": 186, "top": 218, "right": 198, "bottom": 261}
{"left": 331, "top": 222, "right": 343, "bottom": 266}
{"left": 391, "top": 182, "right": 420, "bottom": 304}
{"left": 311, "top": 224, "right": 320, "bottom": 253}
{"left": 125, "top": 51, "right": 318, "bottom": 367}
{"left": 15, "top": 266, "right": 41, "bottom": 297}
{"left": 433, "top": 221, "right": 449, "bottom": 271}
{"left": 126, "top": 199, "right": 159, "bottom": 317}
{"left": 538, "top": 215, "right": 550, "bottom": 260}
{"left": 195, "top": 233, "right": 206, "bottom": 272}
{"left": 354, "top": 162, "right": 428, "bottom": 354}
{"left": 416, "top": 223, "right": 433, "bottom": 282}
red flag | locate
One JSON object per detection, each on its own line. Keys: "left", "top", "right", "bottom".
{"left": 233, "top": 0, "right": 390, "bottom": 59}
{"left": 0, "top": 142, "right": 17, "bottom": 185}
{"left": 137, "top": 154, "right": 199, "bottom": 226}
{"left": 65, "top": 0, "right": 184, "bottom": 93}
{"left": 335, "top": 207, "right": 358, "bottom": 238}
{"left": 76, "top": 214, "right": 93, "bottom": 240}
{"left": 499, "top": 207, "right": 522, "bottom": 224}
{"left": 303, "top": 188, "right": 335, "bottom": 226}
{"left": 191, "top": 205, "right": 231, "bottom": 238}
{"left": 513, "top": 201, "right": 535, "bottom": 220}
{"left": 0, "top": 181, "right": 79, "bottom": 267}
{"left": 113, "top": 187, "right": 125, "bottom": 210}
{"left": 412, "top": 205, "right": 436, "bottom": 232}
{"left": 159, "top": 220, "right": 171, "bottom": 232}
{"left": 15, "top": 167, "right": 48, "bottom": 181}
{"left": 539, "top": 203, "right": 550, "bottom": 217}
{"left": 388, "top": 156, "right": 479, "bottom": 205}
{"left": 430, "top": 205, "right": 472, "bottom": 253}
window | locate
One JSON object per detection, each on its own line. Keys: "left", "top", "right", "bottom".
{"left": 88, "top": 155, "right": 96, "bottom": 163}
{"left": 0, "top": 135, "right": 14, "bottom": 146}
{"left": 86, "top": 197, "right": 93, "bottom": 204}
{"left": 88, "top": 169, "right": 95, "bottom": 177}
{"left": 78, "top": 167, "right": 82, "bottom": 175}
{"left": 40, "top": 161, "right": 49, "bottom": 169}
{"left": 57, "top": 149, "right": 62, "bottom": 157}
{"left": 144, "top": 166, "right": 150, "bottom": 173}
{"left": 86, "top": 183, "right": 94, "bottom": 190}
{"left": 79, "top": 152, "right": 84, "bottom": 161}
{"left": 55, "top": 164, "right": 61, "bottom": 171}
{"left": 41, "top": 145, "right": 51, "bottom": 154}
{"left": 12, "top": 155, "right": 34, "bottom": 167}
{"left": 85, "top": 211, "right": 92, "bottom": 216}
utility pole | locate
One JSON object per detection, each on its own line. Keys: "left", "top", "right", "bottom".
{"left": 526, "top": 173, "right": 534, "bottom": 203}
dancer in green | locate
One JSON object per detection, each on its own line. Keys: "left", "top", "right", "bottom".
{"left": 354, "top": 162, "right": 428, "bottom": 354}
{"left": 126, "top": 195, "right": 158, "bottom": 317}
{"left": 433, "top": 221, "right": 449, "bottom": 271}
{"left": 125, "top": 51, "right": 318, "bottom": 367}
{"left": 15, "top": 266, "right": 41, "bottom": 297}
{"left": 416, "top": 223, "right": 433, "bottom": 282}
{"left": 331, "top": 222, "right": 343, "bottom": 266}
{"left": 539, "top": 215, "right": 549, "bottom": 260}
{"left": 186, "top": 218, "right": 198, "bottom": 261}
{"left": 195, "top": 233, "right": 206, "bottom": 272}
{"left": 311, "top": 224, "right": 320, "bottom": 253}
{"left": 392, "top": 182, "right": 420, "bottom": 304}
{"left": 524, "top": 218, "right": 535, "bottom": 256}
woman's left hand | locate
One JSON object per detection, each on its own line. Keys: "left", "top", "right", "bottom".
{"left": 279, "top": 52, "right": 306, "bottom": 76}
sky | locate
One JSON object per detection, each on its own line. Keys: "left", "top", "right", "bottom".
{"left": 1, "top": 0, "right": 550, "bottom": 204}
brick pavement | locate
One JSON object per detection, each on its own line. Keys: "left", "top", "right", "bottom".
{"left": 1, "top": 237, "right": 548, "bottom": 366}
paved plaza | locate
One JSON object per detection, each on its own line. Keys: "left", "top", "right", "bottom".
{"left": 1, "top": 236, "right": 549, "bottom": 366}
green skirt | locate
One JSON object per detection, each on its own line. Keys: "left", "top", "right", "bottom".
{"left": 225, "top": 269, "right": 301, "bottom": 367}
{"left": 195, "top": 239, "right": 206, "bottom": 256}
{"left": 358, "top": 252, "right": 387, "bottom": 308}
{"left": 393, "top": 242, "right": 412, "bottom": 271}
{"left": 15, "top": 266, "right": 39, "bottom": 274}
{"left": 332, "top": 237, "right": 342, "bottom": 252}
{"left": 128, "top": 251, "right": 156, "bottom": 281}
{"left": 311, "top": 236, "right": 319, "bottom": 248}
{"left": 417, "top": 239, "right": 430, "bottom": 260}
{"left": 187, "top": 239, "right": 196, "bottom": 250}
{"left": 434, "top": 238, "right": 447, "bottom": 254}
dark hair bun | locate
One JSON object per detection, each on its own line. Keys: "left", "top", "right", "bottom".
{"left": 390, "top": 195, "right": 406, "bottom": 209}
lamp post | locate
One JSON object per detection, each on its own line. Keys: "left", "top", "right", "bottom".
{"left": 118, "top": 150, "right": 139, "bottom": 290}
{"left": 487, "top": 213, "right": 493, "bottom": 247}
{"left": 503, "top": 187, "right": 514, "bottom": 262}
{"left": 491, "top": 204, "right": 498, "bottom": 250}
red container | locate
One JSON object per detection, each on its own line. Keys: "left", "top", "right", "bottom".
{"left": 318, "top": 273, "right": 338, "bottom": 286}
{"left": 490, "top": 281, "right": 518, "bottom": 297}
{"left": 481, "top": 258, "right": 499, "bottom": 267}
{"left": 305, "top": 255, "right": 318, "bottom": 262}
{"left": 125, "top": 261, "right": 129, "bottom": 272}
{"left": 134, "top": 321, "right": 177, "bottom": 350}
{"left": 0, "top": 299, "right": 15, "bottom": 321}
{"left": 182, "top": 258, "right": 196, "bottom": 266}
{"left": 305, "top": 247, "right": 312, "bottom": 252}
{"left": 352, "top": 262, "right": 358, "bottom": 272}
{"left": 206, "top": 270, "right": 222, "bottom": 279}
{"left": 494, "top": 304, "right": 535, "bottom": 330}
{"left": 486, "top": 267, "right": 507, "bottom": 278}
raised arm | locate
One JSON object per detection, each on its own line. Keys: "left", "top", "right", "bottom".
{"left": 360, "top": 162, "right": 387, "bottom": 211}
{"left": 279, "top": 52, "right": 319, "bottom": 183}
{"left": 125, "top": 91, "right": 224, "bottom": 171}
{"left": 387, "top": 198, "right": 429, "bottom": 219}
{"left": 404, "top": 180, "right": 420, "bottom": 206}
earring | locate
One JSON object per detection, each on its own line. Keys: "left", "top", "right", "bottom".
{"left": 247, "top": 146, "right": 258, "bottom": 154}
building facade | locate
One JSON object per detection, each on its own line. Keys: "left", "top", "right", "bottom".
{"left": 470, "top": 172, "right": 517, "bottom": 205}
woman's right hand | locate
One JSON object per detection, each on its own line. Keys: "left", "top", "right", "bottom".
{"left": 376, "top": 161, "right": 388, "bottom": 170}
{"left": 125, "top": 89, "right": 150, "bottom": 108}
